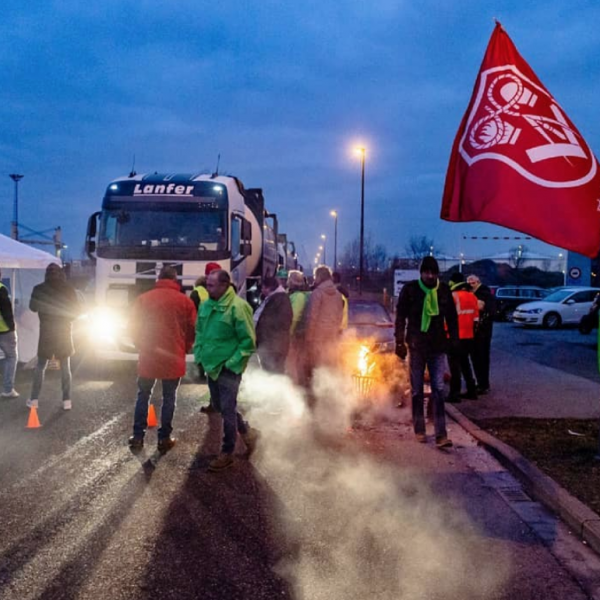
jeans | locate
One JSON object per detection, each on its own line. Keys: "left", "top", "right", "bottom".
{"left": 133, "top": 377, "right": 180, "bottom": 441}
{"left": 0, "top": 331, "right": 18, "bottom": 393}
{"left": 448, "top": 339, "right": 477, "bottom": 396}
{"left": 408, "top": 347, "right": 447, "bottom": 439}
{"left": 30, "top": 356, "right": 71, "bottom": 401}
{"left": 207, "top": 368, "right": 248, "bottom": 454}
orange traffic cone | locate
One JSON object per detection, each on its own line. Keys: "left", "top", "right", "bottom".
{"left": 147, "top": 404, "right": 158, "bottom": 428}
{"left": 26, "top": 406, "right": 42, "bottom": 429}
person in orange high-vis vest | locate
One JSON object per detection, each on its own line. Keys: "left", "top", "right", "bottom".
{"left": 447, "top": 272, "right": 479, "bottom": 403}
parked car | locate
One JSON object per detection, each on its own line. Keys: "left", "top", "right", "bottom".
{"left": 494, "top": 286, "right": 550, "bottom": 321}
{"left": 578, "top": 292, "right": 600, "bottom": 334}
{"left": 512, "top": 287, "right": 600, "bottom": 328}
{"left": 345, "top": 299, "right": 395, "bottom": 353}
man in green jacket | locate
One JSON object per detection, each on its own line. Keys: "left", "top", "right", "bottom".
{"left": 194, "top": 269, "right": 259, "bottom": 472}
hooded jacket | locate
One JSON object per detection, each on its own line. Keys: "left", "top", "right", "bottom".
{"left": 131, "top": 279, "right": 197, "bottom": 379}
{"left": 30, "top": 278, "right": 80, "bottom": 359}
{"left": 304, "top": 279, "right": 344, "bottom": 344}
{"left": 193, "top": 286, "right": 256, "bottom": 380}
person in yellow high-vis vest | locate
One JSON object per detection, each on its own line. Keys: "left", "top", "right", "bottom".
{"left": 0, "top": 270, "right": 19, "bottom": 398}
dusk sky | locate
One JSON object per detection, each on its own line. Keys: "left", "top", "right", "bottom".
{"left": 2, "top": 1, "right": 599, "bottom": 267}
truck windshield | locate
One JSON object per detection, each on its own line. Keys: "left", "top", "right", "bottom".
{"left": 97, "top": 207, "right": 228, "bottom": 259}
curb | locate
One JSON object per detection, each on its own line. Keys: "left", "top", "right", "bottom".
{"left": 446, "top": 404, "right": 600, "bottom": 555}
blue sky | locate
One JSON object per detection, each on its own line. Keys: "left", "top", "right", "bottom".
{"left": 2, "top": 1, "right": 599, "bottom": 266}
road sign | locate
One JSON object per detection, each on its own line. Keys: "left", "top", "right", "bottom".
{"left": 569, "top": 266, "right": 581, "bottom": 280}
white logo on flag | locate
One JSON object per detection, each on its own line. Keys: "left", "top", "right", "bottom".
{"left": 459, "top": 66, "right": 597, "bottom": 188}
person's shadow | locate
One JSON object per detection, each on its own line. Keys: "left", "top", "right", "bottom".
{"left": 140, "top": 412, "right": 297, "bottom": 599}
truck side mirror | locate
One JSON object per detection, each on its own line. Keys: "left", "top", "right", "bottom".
{"left": 241, "top": 220, "right": 252, "bottom": 241}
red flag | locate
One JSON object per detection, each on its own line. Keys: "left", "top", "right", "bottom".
{"left": 441, "top": 22, "right": 600, "bottom": 258}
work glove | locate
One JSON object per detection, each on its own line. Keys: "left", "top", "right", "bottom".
{"left": 395, "top": 343, "right": 407, "bottom": 360}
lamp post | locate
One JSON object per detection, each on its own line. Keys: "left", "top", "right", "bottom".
{"left": 9, "top": 174, "right": 24, "bottom": 241}
{"left": 330, "top": 210, "right": 338, "bottom": 270}
{"left": 355, "top": 147, "right": 366, "bottom": 295}
{"left": 320, "top": 234, "right": 327, "bottom": 266}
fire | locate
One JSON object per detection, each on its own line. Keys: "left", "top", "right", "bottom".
{"left": 357, "top": 345, "right": 375, "bottom": 377}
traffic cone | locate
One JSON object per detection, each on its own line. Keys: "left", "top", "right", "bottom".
{"left": 147, "top": 404, "right": 158, "bottom": 428}
{"left": 26, "top": 406, "right": 42, "bottom": 429}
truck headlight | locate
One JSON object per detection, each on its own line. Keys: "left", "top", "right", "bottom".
{"left": 88, "top": 307, "right": 127, "bottom": 344}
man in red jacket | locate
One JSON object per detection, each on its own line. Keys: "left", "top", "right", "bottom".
{"left": 128, "top": 266, "right": 196, "bottom": 453}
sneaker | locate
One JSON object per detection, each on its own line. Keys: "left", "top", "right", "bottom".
{"left": 445, "top": 394, "right": 461, "bottom": 404}
{"left": 436, "top": 436, "right": 453, "bottom": 449}
{"left": 242, "top": 427, "right": 261, "bottom": 457}
{"left": 26, "top": 399, "right": 38, "bottom": 409}
{"left": 157, "top": 437, "right": 177, "bottom": 453}
{"left": 208, "top": 453, "right": 235, "bottom": 472}
{"left": 128, "top": 436, "right": 144, "bottom": 450}
{"left": 1, "top": 389, "right": 20, "bottom": 399}
{"left": 461, "top": 390, "right": 478, "bottom": 400}
{"left": 63, "top": 400, "right": 72, "bottom": 410}
{"left": 200, "top": 404, "right": 217, "bottom": 414}
{"left": 477, "top": 387, "right": 490, "bottom": 395}
{"left": 415, "top": 433, "right": 427, "bottom": 443}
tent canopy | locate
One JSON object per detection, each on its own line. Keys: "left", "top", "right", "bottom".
{"left": 0, "top": 234, "right": 60, "bottom": 269}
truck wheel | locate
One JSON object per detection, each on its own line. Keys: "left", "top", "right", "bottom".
{"left": 543, "top": 312, "right": 561, "bottom": 329}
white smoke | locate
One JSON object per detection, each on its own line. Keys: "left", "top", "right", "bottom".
{"left": 239, "top": 367, "right": 510, "bottom": 599}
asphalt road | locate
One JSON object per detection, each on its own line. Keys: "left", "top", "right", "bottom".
{"left": 1, "top": 351, "right": 600, "bottom": 599}
{"left": 494, "top": 321, "right": 599, "bottom": 383}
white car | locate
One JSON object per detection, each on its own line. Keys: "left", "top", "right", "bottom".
{"left": 512, "top": 287, "right": 600, "bottom": 328}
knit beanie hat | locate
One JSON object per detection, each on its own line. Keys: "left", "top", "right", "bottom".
{"left": 420, "top": 256, "right": 439, "bottom": 274}
{"left": 205, "top": 262, "right": 221, "bottom": 276}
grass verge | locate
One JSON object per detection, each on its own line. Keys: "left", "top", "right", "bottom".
{"left": 475, "top": 418, "right": 600, "bottom": 514}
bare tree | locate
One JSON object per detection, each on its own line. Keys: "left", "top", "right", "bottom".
{"left": 508, "top": 244, "right": 529, "bottom": 270}
{"left": 340, "top": 233, "right": 388, "bottom": 273}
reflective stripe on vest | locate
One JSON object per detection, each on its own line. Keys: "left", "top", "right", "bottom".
{"left": 0, "top": 283, "right": 10, "bottom": 333}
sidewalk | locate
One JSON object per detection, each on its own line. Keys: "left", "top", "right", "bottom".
{"left": 447, "top": 346, "right": 600, "bottom": 554}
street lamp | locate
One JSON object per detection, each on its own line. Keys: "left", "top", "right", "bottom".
{"left": 355, "top": 147, "right": 366, "bottom": 295}
{"left": 9, "top": 174, "right": 24, "bottom": 241}
{"left": 330, "top": 210, "right": 338, "bottom": 269}
{"left": 320, "top": 234, "right": 327, "bottom": 266}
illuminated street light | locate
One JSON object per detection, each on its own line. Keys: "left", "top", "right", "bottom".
{"left": 330, "top": 210, "right": 338, "bottom": 269}
{"left": 354, "top": 147, "right": 366, "bottom": 295}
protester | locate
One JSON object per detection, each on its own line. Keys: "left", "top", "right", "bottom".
{"left": 286, "top": 270, "right": 310, "bottom": 384}
{"left": 395, "top": 257, "right": 458, "bottom": 448}
{"left": 191, "top": 262, "right": 221, "bottom": 407}
{"left": 194, "top": 269, "right": 259, "bottom": 472}
{"left": 128, "top": 266, "right": 196, "bottom": 453}
{"left": 0, "top": 269, "right": 19, "bottom": 398}
{"left": 447, "top": 272, "right": 479, "bottom": 403}
{"left": 27, "top": 263, "right": 80, "bottom": 410}
{"left": 254, "top": 276, "right": 293, "bottom": 374}
{"left": 303, "top": 265, "right": 344, "bottom": 383}
{"left": 467, "top": 274, "right": 495, "bottom": 394}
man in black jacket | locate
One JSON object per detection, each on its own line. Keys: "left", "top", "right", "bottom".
{"left": 467, "top": 274, "right": 495, "bottom": 394}
{"left": 0, "top": 269, "right": 19, "bottom": 398}
{"left": 395, "top": 257, "right": 459, "bottom": 448}
{"left": 255, "top": 276, "right": 293, "bottom": 374}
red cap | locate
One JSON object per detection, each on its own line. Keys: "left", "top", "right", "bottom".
{"left": 205, "top": 262, "right": 221, "bottom": 275}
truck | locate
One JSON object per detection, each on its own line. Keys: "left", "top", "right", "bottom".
{"left": 85, "top": 172, "right": 291, "bottom": 360}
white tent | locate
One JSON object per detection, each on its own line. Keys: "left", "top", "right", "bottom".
{"left": 0, "top": 234, "right": 61, "bottom": 363}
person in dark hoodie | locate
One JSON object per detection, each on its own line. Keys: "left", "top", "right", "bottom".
{"left": 254, "top": 276, "right": 293, "bottom": 374}
{"left": 27, "top": 263, "right": 80, "bottom": 411}
{"left": 395, "top": 256, "right": 458, "bottom": 448}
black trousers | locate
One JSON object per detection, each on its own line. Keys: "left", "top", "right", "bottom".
{"left": 448, "top": 340, "right": 477, "bottom": 396}
{"left": 472, "top": 324, "right": 493, "bottom": 389}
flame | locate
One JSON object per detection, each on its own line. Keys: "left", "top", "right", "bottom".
{"left": 357, "top": 345, "right": 375, "bottom": 377}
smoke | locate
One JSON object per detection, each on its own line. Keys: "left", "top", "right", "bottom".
{"left": 239, "top": 366, "right": 510, "bottom": 600}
